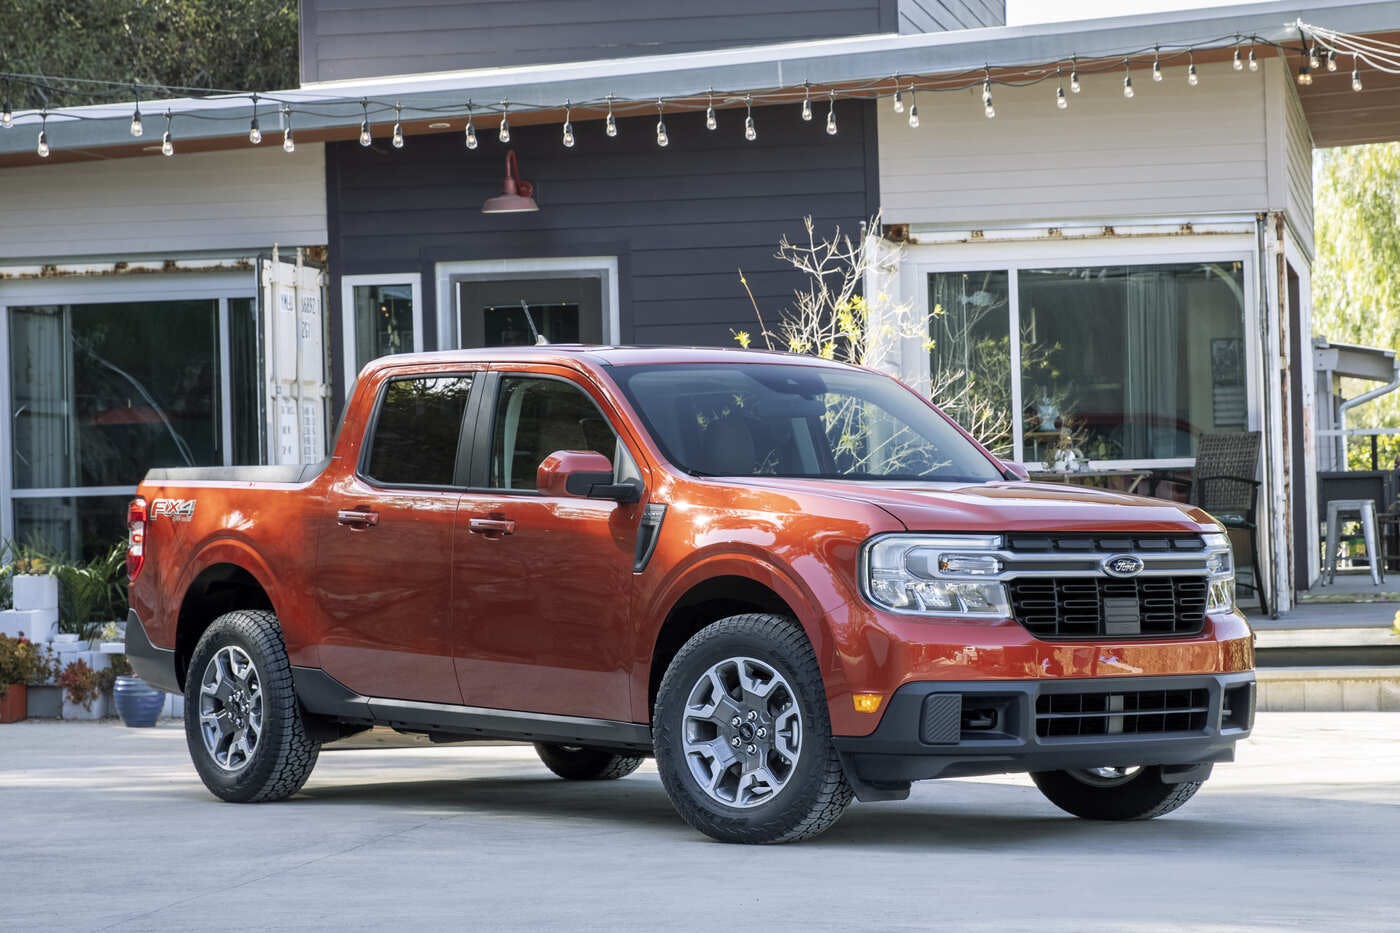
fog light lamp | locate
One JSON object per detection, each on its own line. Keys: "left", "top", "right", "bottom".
{"left": 852, "top": 693, "right": 883, "bottom": 713}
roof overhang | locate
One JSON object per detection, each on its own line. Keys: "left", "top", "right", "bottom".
{"left": 1314, "top": 338, "right": 1399, "bottom": 382}
{"left": 2, "top": 0, "right": 1398, "bottom": 167}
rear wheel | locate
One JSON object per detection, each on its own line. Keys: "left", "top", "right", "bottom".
{"left": 184, "top": 610, "right": 319, "bottom": 802}
{"left": 534, "top": 743, "right": 643, "bottom": 781}
{"left": 1031, "top": 766, "right": 1204, "bottom": 820}
{"left": 653, "top": 613, "right": 853, "bottom": 844}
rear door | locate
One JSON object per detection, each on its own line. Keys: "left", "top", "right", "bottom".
{"left": 313, "top": 370, "right": 479, "bottom": 703}
{"left": 451, "top": 366, "right": 643, "bottom": 721}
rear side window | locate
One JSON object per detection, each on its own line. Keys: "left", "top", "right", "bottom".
{"left": 364, "top": 375, "right": 474, "bottom": 486}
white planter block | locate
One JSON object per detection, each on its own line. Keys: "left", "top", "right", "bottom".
{"left": 12, "top": 575, "right": 58, "bottom": 611}
{"left": 99, "top": 641, "right": 126, "bottom": 654}
{"left": 0, "top": 608, "right": 58, "bottom": 642}
{"left": 162, "top": 693, "right": 185, "bottom": 720}
{"left": 61, "top": 692, "right": 109, "bottom": 721}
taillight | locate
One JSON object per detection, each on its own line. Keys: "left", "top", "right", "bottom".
{"left": 128, "top": 497, "right": 147, "bottom": 580}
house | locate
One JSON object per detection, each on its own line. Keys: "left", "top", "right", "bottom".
{"left": 1, "top": 0, "right": 1399, "bottom": 615}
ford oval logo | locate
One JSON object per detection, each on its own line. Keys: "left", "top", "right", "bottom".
{"left": 1104, "top": 555, "right": 1145, "bottom": 577}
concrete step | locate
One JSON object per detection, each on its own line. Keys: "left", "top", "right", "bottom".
{"left": 1254, "top": 625, "right": 1400, "bottom": 667}
{"left": 1257, "top": 666, "right": 1400, "bottom": 712}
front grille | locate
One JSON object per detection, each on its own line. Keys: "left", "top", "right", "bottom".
{"left": 1008, "top": 576, "right": 1208, "bottom": 639}
{"left": 1036, "top": 688, "right": 1210, "bottom": 738}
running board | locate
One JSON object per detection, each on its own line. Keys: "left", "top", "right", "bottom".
{"left": 291, "top": 667, "right": 653, "bottom": 753}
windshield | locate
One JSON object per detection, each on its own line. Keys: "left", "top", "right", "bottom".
{"left": 611, "top": 362, "right": 1005, "bottom": 483}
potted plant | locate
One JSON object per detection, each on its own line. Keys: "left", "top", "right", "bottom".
{"left": 1, "top": 633, "right": 56, "bottom": 723}
{"left": 110, "top": 654, "right": 164, "bottom": 727}
{"left": 57, "top": 657, "right": 114, "bottom": 720}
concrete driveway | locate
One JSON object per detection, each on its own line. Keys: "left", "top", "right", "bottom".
{"left": 2, "top": 713, "right": 1397, "bottom": 932}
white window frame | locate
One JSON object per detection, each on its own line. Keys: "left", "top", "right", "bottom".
{"left": 340, "top": 273, "right": 424, "bottom": 389}
{"left": 896, "top": 233, "right": 1261, "bottom": 471}
{"left": 433, "top": 257, "right": 620, "bottom": 350}
{"left": 0, "top": 271, "right": 253, "bottom": 546}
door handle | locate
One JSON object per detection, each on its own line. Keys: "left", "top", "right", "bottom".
{"left": 468, "top": 517, "right": 516, "bottom": 536}
{"left": 336, "top": 508, "right": 380, "bottom": 528}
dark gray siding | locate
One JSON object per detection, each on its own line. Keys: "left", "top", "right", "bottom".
{"left": 898, "top": 0, "right": 1004, "bottom": 32}
{"left": 325, "top": 102, "right": 879, "bottom": 401}
{"left": 301, "top": 0, "right": 894, "bottom": 83}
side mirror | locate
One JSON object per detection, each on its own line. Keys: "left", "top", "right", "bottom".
{"left": 537, "top": 450, "right": 641, "bottom": 503}
{"left": 1001, "top": 459, "right": 1031, "bottom": 482}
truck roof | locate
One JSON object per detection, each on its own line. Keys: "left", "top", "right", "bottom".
{"left": 366, "top": 345, "right": 863, "bottom": 374}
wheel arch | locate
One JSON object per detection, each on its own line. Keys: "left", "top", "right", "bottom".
{"left": 172, "top": 545, "right": 281, "bottom": 689}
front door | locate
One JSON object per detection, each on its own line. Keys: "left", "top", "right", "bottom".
{"left": 314, "top": 371, "right": 476, "bottom": 703}
{"left": 452, "top": 367, "right": 641, "bottom": 721}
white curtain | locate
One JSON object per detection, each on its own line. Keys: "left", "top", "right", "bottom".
{"left": 1124, "top": 272, "right": 1180, "bottom": 459}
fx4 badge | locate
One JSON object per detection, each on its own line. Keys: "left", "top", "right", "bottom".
{"left": 151, "top": 498, "right": 197, "bottom": 523}
{"left": 1103, "top": 554, "right": 1145, "bottom": 577}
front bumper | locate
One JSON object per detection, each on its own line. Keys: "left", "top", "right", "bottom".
{"left": 124, "top": 609, "right": 181, "bottom": 694}
{"left": 834, "top": 672, "right": 1255, "bottom": 799}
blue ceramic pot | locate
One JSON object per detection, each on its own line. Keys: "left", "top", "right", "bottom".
{"left": 113, "top": 675, "right": 164, "bottom": 728}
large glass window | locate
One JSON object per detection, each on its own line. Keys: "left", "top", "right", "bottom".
{"left": 363, "top": 376, "right": 473, "bottom": 487}
{"left": 351, "top": 282, "right": 417, "bottom": 374}
{"left": 490, "top": 377, "right": 617, "bottom": 490}
{"left": 928, "top": 271, "right": 1013, "bottom": 457}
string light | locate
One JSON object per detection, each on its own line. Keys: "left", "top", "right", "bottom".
{"left": 1308, "top": 45, "right": 1320, "bottom": 70}
{"left": 1153, "top": 49, "right": 1163, "bottom": 82}
{"left": 1298, "top": 60, "right": 1313, "bottom": 85}
{"left": 129, "top": 91, "right": 143, "bottom": 138}
{"left": 161, "top": 110, "right": 173, "bottom": 156}
{"left": 605, "top": 95, "right": 617, "bottom": 138}
{"left": 1233, "top": 46, "right": 1244, "bottom": 71}
{"left": 655, "top": 99, "right": 668, "bottom": 147}
{"left": 1352, "top": 54, "right": 1363, "bottom": 91}
{"left": 706, "top": 90, "right": 718, "bottom": 130}
{"left": 983, "top": 69, "right": 995, "bottom": 118}
{"left": 907, "top": 87, "right": 919, "bottom": 128}
{"left": 359, "top": 99, "right": 372, "bottom": 146}
{"left": 562, "top": 99, "right": 575, "bottom": 148}
{"left": 826, "top": 89, "right": 837, "bottom": 135}
{"left": 464, "top": 100, "right": 478, "bottom": 149}
{"left": 1123, "top": 59, "right": 1134, "bottom": 98}
{"left": 248, "top": 94, "right": 262, "bottom": 144}
{"left": 801, "top": 84, "right": 812, "bottom": 122}
{"left": 281, "top": 106, "right": 295, "bottom": 152}
{"left": 1326, "top": 49, "right": 1338, "bottom": 71}
{"left": 893, "top": 80, "right": 904, "bottom": 114}
{"left": 497, "top": 103, "right": 510, "bottom": 143}
{"left": 1071, "top": 56, "right": 1082, "bottom": 93}
{"left": 1188, "top": 51, "right": 1199, "bottom": 86}
{"left": 744, "top": 95, "right": 756, "bottom": 141}
{"left": 36, "top": 110, "right": 49, "bottom": 157}
{"left": 1249, "top": 46, "right": 1259, "bottom": 71}
{"left": 1, "top": 95, "right": 10, "bottom": 129}
{"left": 1056, "top": 66, "right": 1068, "bottom": 109}
{"left": 392, "top": 102, "right": 405, "bottom": 148}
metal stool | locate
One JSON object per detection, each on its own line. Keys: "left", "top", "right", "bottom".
{"left": 1324, "top": 498, "right": 1384, "bottom": 586}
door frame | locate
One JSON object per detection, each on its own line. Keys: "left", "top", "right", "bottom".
{"left": 433, "top": 257, "right": 620, "bottom": 350}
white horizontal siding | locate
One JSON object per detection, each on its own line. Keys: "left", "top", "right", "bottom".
{"left": 1282, "top": 69, "right": 1316, "bottom": 256}
{"left": 879, "top": 60, "right": 1271, "bottom": 226}
{"left": 0, "top": 145, "right": 327, "bottom": 261}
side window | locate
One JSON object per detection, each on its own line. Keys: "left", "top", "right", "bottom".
{"left": 490, "top": 377, "right": 618, "bottom": 490}
{"left": 364, "top": 375, "right": 473, "bottom": 486}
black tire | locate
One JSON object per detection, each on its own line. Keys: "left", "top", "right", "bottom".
{"left": 534, "top": 743, "right": 644, "bottom": 781}
{"left": 1031, "top": 766, "right": 1204, "bottom": 821}
{"left": 653, "top": 613, "right": 853, "bottom": 844}
{"left": 184, "top": 610, "right": 320, "bottom": 803}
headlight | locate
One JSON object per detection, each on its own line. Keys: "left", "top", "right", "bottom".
{"left": 863, "top": 534, "right": 1010, "bottom": 617}
{"left": 1203, "top": 531, "right": 1236, "bottom": 612}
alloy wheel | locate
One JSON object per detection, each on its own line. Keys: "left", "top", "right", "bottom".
{"left": 198, "top": 645, "right": 265, "bottom": 772}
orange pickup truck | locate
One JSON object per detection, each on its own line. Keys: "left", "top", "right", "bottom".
{"left": 126, "top": 346, "right": 1254, "bottom": 843}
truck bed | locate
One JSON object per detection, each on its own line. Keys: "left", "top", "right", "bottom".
{"left": 143, "top": 461, "right": 329, "bottom": 485}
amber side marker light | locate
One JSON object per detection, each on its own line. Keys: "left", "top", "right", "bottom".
{"left": 853, "top": 693, "right": 883, "bottom": 713}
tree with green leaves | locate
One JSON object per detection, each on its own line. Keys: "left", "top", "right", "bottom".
{"left": 1313, "top": 142, "right": 1400, "bottom": 468}
{"left": 0, "top": 1, "right": 298, "bottom": 110}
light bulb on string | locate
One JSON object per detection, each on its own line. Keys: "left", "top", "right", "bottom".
{"left": 605, "top": 95, "right": 617, "bottom": 138}
{"left": 392, "top": 103, "right": 404, "bottom": 149}
{"left": 248, "top": 94, "right": 262, "bottom": 144}
{"left": 282, "top": 107, "right": 296, "bottom": 152}
{"left": 130, "top": 92, "right": 143, "bottom": 138}
{"left": 1352, "top": 54, "right": 1363, "bottom": 91}
{"left": 801, "top": 85, "right": 812, "bottom": 122}
{"left": 744, "top": 95, "right": 756, "bottom": 141}
{"left": 1188, "top": 52, "right": 1199, "bottom": 86}
{"left": 37, "top": 110, "right": 49, "bottom": 157}
{"left": 826, "top": 89, "right": 838, "bottom": 135}
{"left": 907, "top": 88, "right": 919, "bottom": 128}
{"left": 465, "top": 101, "right": 478, "bottom": 149}
{"left": 562, "top": 99, "right": 575, "bottom": 148}
{"left": 1056, "top": 66, "right": 1068, "bottom": 109}
{"left": 983, "top": 70, "right": 995, "bottom": 118}
{"left": 498, "top": 103, "right": 510, "bottom": 143}
{"left": 1123, "top": 60, "right": 1134, "bottom": 98}
{"left": 1327, "top": 49, "right": 1337, "bottom": 72}
{"left": 1308, "top": 46, "right": 1320, "bottom": 70}
{"left": 655, "top": 100, "right": 668, "bottom": 148}
{"left": 1249, "top": 46, "right": 1259, "bottom": 71}
{"left": 1153, "top": 50, "right": 1163, "bottom": 82}
{"left": 1298, "top": 61, "right": 1313, "bottom": 86}
{"left": 359, "top": 99, "right": 372, "bottom": 146}
{"left": 1234, "top": 46, "right": 1244, "bottom": 71}
{"left": 1071, "top": 56, "right": 1081, "bottom": 93}
{"left": 893, "top": 80, "right": 904, "bottom": 114}
{"left": 1, "top": 98, "right": 11, "bottom": 129}
{"left": 706, "top": 90, "right": 718, "bottom": 130}
{"left": 161, "top": 110, "right": 174, "bottom": 156}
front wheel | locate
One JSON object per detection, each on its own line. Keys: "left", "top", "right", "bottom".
{"left": 1031, "top": 766, "right": 1204, "bottom": 820}
{"left": 184, "top": 610, "right": 319, "bottom": 802}
{"left": 534, "top": 743, "right": 643, "bottom": 781}
{"left": 653, "top": 613, "right": 853, "bottom": 844}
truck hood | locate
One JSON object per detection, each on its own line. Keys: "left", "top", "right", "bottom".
{"left": 727, "top": 477, "right": 1218, "bottom": 534}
